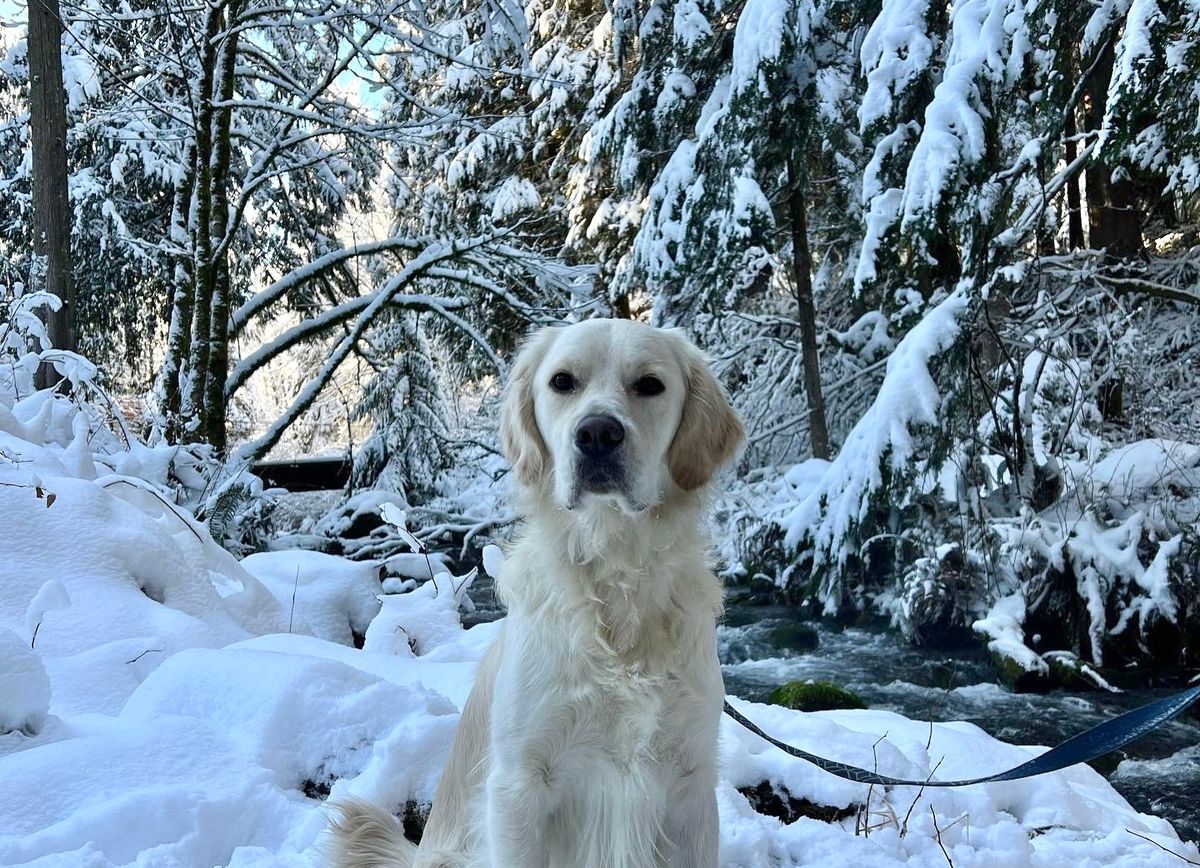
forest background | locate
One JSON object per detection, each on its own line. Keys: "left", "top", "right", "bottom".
{"left": 3, "top": 0, "right": 1200, "bottom": 689}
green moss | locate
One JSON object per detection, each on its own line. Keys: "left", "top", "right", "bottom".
{"left": 989, "top": 649, "right": 1054, "bottom": 694}
{"left": 989, "top": 649, "right": 1030, "bottom": 689}
{"left": 767, "top": 680, "right": 866, "bottom": 712}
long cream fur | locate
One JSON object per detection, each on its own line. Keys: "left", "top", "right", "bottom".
{"left": 329, "top": 319, "right": 742, "bottom": 868}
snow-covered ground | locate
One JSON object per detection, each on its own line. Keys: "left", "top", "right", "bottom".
{"left": 2, "top": 381, "right": 1198, "bottom": 867}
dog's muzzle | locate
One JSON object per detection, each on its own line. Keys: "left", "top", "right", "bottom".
{"left": 574, "top": 414, "right": 624, "bottom": 493}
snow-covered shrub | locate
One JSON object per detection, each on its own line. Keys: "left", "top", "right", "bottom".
{"left": 0, "top": 627, "right": 51, "bottom": 736}
{"left": 980, "top": 468, "right": 1200, "bottom": 679}
{"left": 961, "top": 266, "right": 1200, "bottom": 679}
{"left": 1, "top": 283, "right": 276, "bottom": 556}
{"left": 892, "top": 543, "right": 989, "bottom": 649}
{"left": 200, "top": 472, "right": 277, "bottom": 557}
{"left": 747, "top": 252, "right": 1200, "bottom": 681}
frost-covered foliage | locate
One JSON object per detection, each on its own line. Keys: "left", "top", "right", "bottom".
{"left": 0, "top": 0, "right": 591, "bottom": 464}
{"left": 6, "top": 0, "right": 1200, "bottom": 678}
{"left": 0, "top": 281, "right": 275, "bottom": 554}
{"left": 754, "top": 252, "right": 1200, "bottom": 680}
{"left": 349, "top": 316, "right": 450, "bottom": 503}
{"left": 0, "top": 7, "right": 170, "bottom": 382}
{"left": 961, "top": 259, "right": 1200, "bottom": 679}
{"left": 1101, "top": 0, "right": 1200, "bottom": 195}
{"left": 674, "top": 0, "right": 1200, "bottom": 679}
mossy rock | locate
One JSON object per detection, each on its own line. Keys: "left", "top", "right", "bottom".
{"left": 767, "top": 681, "right": 866, "bottom": 712}
{"left": 989, "top": 649, "right": 1051, "bottom": 693}
{"left": 760, "top": 621, "right": 820, "bottom": 654}
{"left": 989, "top": 648, "right": 1114, "bottom": 693}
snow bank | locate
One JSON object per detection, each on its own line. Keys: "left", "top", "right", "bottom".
{"left": 0, "top": 451, "right": 291, "bottom": 716}
{"left": 719, "top": 699, "right": 1193, "bottom": 867}
{"left": 3, "top": 499, "right": 1197, "bottom": 868}
{"left": 5, "top": 574, "right": 1196, "bottom": 868}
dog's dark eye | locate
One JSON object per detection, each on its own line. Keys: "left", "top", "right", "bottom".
{"left": 549, "top": 371, "right": 576, "bottom": 392}
{"left": 632, "top": 375, "right": 665, "bottom": 397}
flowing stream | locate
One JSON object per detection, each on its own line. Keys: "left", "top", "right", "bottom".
{"left": 461, "top": 573, "right": 1199, "bottom": 841}
{"left": 718, "top": 605, "right": 1200, "bottom": 844}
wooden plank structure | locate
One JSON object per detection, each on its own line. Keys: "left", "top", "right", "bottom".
{"left": 253, "top": 456, "right": 351, "bottom": 491}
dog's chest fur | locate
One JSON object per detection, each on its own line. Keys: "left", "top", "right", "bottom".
{"left": 491, "top": 512, "right": 724, "bottom": 866}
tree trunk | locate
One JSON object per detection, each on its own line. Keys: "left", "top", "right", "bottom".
{"left": 203, "top": 6, "right": 243, "bottom": 454}
{"left": 1064, "top": 108, "right": 1085, "bottom": 250}
{"left": 159, "top": 149, "right": 197, "bottom": 439}
{"left": 28, "top": 0, "right": 75, "bottom": 385}
{"left": 1082, "top": 39, "right": 1142, "bottom": 259}
{"left": 1059, "top": 15, "right": 1085, "bottom": 251}
{"left": 180, "top": 6, "right": 223, "bottom": 442}
{"left": 786, "top": 155, "right": 831, "bottom": 461}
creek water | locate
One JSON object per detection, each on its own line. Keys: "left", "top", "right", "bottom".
{"left": 718, "top": 606, "right": 1200, "bottom": 844}
{"left": 461, "top": 572, "right": 1199, "bottom": 841}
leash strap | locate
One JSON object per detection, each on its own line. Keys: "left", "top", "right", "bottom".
{"left": 723, "top": 684, "right": 1200, "bottom": 787}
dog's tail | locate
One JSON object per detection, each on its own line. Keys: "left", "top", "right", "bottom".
{"left": 326, "top": 798, "right": 417, "bottom": 868}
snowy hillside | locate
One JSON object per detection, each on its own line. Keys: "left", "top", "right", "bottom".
{"left": 2, "top": 371, "right": 1198, "bottom": 867}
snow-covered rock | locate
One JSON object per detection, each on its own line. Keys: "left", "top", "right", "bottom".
{"left": 364, "top": 568, "right": 478, "bottom": 658}
{"left": 241, "top": 549, "right": 382, "bottom": 645}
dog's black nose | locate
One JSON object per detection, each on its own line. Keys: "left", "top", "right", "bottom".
{"left": 575, "top": 415, "right": 625, "bottom": 458}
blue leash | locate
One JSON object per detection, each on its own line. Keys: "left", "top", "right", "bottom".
{"left": 723, "top": 684, "right": 1200, "bottom": 787}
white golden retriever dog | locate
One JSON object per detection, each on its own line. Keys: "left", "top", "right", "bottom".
{"left": 331, "top": 319, "right": 742, "bottom": 868}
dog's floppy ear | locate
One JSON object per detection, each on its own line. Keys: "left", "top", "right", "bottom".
{"left": 668, "top": 337, "right": 743, "bottom": 491}
{"left": 500, "top": 326, "right": 558, "bottom": 487}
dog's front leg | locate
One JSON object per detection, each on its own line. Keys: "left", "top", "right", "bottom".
{"left": 484, "top": 761, "right": 554, "bottom": 868}
{"left": 664, "top": 658, "right": 722, "bottom": 868}
{"left": 486, "top": 640, "right": 558, "bottom": 868}
{"left": 664, "top": 770, "right": 719, "bottom": 868}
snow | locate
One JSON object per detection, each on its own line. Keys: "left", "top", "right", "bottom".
{"left": 24, "top": 579, "right": 71, "bottom": 641}
{"left": 0, "top": 627, "right": 51, "bottom": 736}
{"left": 858, "top": 0, "right": 935, "bottom": 130}
{"left": 2, "top": 355, "right": 1197, "bottom": 866}
{"left": 973, "top": 592, "right": 1048, "bottom": 677}
{"left": 363, "top": 573, "right": 479, "bottom": 658}
{"left": 489, "top": 175, "right": 542, "bottom": 221}
{"left": 240, "top": 550, "right": 382, "bottom": 646}
{"left": 674, "top": 0, "right": 714, "bottom": 49}
{"left": 899, "top": 0, "right": 1029, "bottom": 229}
{"left": 3, "top": 541, "right": 1196, "bottom": 868}
{"left": 481, "top": 543, "right": 505, "bottom": 578}
{"left": 729, "top": 0, "right": 793, "bottom": 97}
{"left": 1064, "top": 438, "right": 1200, "bottom": 501}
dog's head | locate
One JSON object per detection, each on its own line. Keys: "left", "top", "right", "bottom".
{"left": 499, "top": 320, "right": 742, "bottom": 513}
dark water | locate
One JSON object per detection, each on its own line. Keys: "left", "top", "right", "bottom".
{"left": 719, "top": 608, "right": 1200, "bottom": 843}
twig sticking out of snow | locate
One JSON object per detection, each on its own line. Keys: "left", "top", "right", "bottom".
{"left": 380, "top": 502, "right": 442, "bottom": 594}
{"left": 899, "top": 756, "right": 945, "bottom": 839}
{"left": 288, "top": 567, "right": 299, "bottom": 635}
{"left": 124, "top": 648, "right": 164, "bottom": 665}
{"left": 931, "top": 806, "right": 956, "bottom": 867}
{"left": 25, "top": 580, "right": 71, "bottom": 650}
{"left": 1124, "top": 829, "right": 1200, "bottom": 865}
